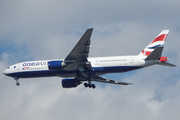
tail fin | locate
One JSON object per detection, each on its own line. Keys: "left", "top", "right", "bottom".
{"left": 145, "top": 46, "right": 164, "bottom": 60}
{"left": 138, "top": 30, "right": 176, "bottom": 67}
{"left": 138, "top": 30, "right": 169, "bottom": 59}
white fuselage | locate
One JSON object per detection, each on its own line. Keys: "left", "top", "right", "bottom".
{"left": 3, "top": 55, "right": 159, "bottom": 78}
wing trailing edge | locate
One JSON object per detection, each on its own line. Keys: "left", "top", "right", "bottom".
{"left": 91, "top": 76, "right": 132, "bottom": 86}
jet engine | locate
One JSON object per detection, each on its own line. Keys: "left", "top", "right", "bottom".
{"left": 62, "top": 78, "right": 81, "bottom": 88}
{"left": 48, "top": 60, "right": 65, "bottom": 70}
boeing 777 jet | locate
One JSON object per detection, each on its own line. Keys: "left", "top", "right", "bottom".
{"left": 3, "top": 28, "right": 176, "bottom": 88}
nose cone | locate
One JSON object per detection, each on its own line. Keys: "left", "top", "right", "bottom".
{"left": 3, "top": 69, "right": 9, "bottom": 75}
{"left": 3, "top": 68, "right": 14, "bottom": 77}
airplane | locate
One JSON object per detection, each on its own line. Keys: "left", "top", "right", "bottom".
{"left": 3, "top": 28, "right": 176, "bottom": 89}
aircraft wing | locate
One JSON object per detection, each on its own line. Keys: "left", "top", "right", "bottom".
{"left": 63, "top": 28, "right": 93, "bottom": 71}
{"left": 63, "top": 28, "right": 130, "bottom": 86}
{"left": 64, "top": 28, "right": 93, "bottom": 62}
{"left": 91, "top": 76, "right": 132, "bottom": 85}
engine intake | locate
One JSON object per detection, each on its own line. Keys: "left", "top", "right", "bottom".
{"left": 48, "top": 60, "right": 65, "bottom": 70}
{"left": 62, "top": 78, "right": 81, "bottom": 88}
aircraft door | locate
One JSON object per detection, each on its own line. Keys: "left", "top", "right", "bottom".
{"left": 129, "top": 57, "right": 133, "bottom": 63}
{"left": 94, "top": 59, "right": 99, "bottom": 65}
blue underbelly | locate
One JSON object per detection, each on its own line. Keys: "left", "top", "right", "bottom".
{"left": 7, "top": 66, "right": 142, "bottom": 78}
{"left": 93, "top": 66, "right": 142, "bottom": 74}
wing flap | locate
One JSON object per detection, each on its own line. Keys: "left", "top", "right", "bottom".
{"left": 91, "top": 76, "right": 132, "bottom": 85}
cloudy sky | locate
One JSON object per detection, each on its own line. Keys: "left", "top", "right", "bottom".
{"left": 0, "top": 0, "right": 180, "bottom": 120}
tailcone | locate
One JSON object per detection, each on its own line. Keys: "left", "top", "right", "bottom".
{"left": 159, "top": 57, "right": 168, "bottom": 62}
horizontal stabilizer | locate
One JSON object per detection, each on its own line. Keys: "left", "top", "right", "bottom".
{"left": 145, "top": 46, "right": 163, "bottom": 60}
{"left": 158, "top": 62, "right": 176, "bottom": 67}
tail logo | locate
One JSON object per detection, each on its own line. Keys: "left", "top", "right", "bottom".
{"left": 139, "top": 30, "right": 169, "bottom": 57}
{"left": 151, "top": 34, "right": 168, "bottom": 44}
{"left": 142, "top": 50, "right": 151, "bottom": 56}
{"left": 148, "top": 44, "right": 162, "bottom": 49}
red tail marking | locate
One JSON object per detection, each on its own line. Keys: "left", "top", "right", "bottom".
{"left": 151, "top": 34, "right": 167, "bottom": 44}
{"left": 142, "top": 50, "right": 151, "bottom": 56}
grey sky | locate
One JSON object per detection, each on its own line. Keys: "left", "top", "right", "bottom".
{"left": 0, "top": 0, "right": 180, "bottom": 120}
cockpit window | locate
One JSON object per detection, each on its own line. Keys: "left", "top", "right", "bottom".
{"left": 7, "top": 67, "right": 10, "bottom": 69}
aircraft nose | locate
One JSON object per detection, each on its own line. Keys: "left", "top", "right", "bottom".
{"left": 3, "top": 69, "right": 8, "bottom": 75}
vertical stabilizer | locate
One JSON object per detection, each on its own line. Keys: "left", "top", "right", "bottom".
{"left": 138, "top": 30, "right": 169, "bottom": 59}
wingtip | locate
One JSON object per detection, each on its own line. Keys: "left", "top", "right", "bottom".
{"left": 127, "top": 83, "right": 133, "bottom": 85}
{"left": 88, "top": 28, "right": 93, "bottom": 31}
{"left": 121, "top": 82, "right": 133, "bottom": 85}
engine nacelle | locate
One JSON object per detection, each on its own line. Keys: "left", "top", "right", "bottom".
{"left": 48, "top": 60, "right": 65, "bottom": 70}
{"left": 62, "top": 78, "right": 81, "bottom": 88}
